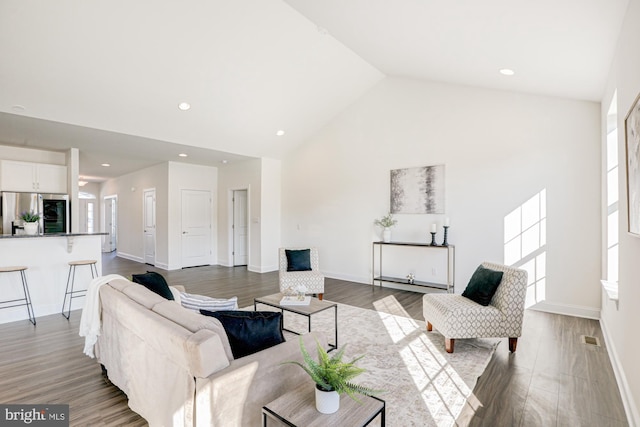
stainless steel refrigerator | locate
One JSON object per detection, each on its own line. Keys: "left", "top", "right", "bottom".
{"left": 1, "top": 192, "right": 69, "bottom": 235}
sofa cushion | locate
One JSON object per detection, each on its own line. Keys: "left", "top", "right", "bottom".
{"left": 122, "top": 284, "right": 168, "bottom": 309}
{"left": 132, "top": 271, "right": 174, "bottom": 300}
{"left": 200, "top": 310, "right": 285, "bottom": 359}
{"left": 153, "top": 301, "right": 234, "bottom": 361}
{"left": 285, "top": 249, "right": 312, "bottom": 272}
{"left": 462, "top": 265, "right": 504, "bottom": 306}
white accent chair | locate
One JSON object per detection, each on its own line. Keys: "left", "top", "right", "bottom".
{"left": 279, "top": 248, "right": 325, "bottom": 300}
{"left": 423, "top": 261, "right": 527, "bottom": 353}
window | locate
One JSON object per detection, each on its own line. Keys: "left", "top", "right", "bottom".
{"left": 606, "top": 94, "right": 619, "bottom": 283}
{"left": 504, "top": 190, "right": 547, "bottom": 308}
{"left": 87, "top": 202, "right": 94, "bottom": 233}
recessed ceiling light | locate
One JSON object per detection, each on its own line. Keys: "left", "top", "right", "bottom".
{"left": 178, "top": 102, "right": 191, "bottom": 111}
{"left": 178, "top": 153, "right": 188, "bottom": 157}
{"left": 221, "top": 160, "right": 228, "bottom": 164}
{"left": 276, "top": 130, "right": 285, "bottom": 136}
{"left": 101, "top": 163, "right": 110, "bottom": 167}
{"left": 499, "top": 68, "right": 515, "bottom": 76}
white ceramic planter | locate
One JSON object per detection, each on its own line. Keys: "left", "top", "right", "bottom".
{"left": 382, "top": 227, "right": 391, "bottom": 242}
{"left": 315, "top": 386, "right": 340, "bottom": 414}
{"left": 23, "top": 222, "right": 38, "bottom": 235}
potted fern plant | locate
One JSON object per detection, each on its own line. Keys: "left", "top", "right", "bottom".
{"left": 285, "top": 338, "right": 381, "bottom": 414}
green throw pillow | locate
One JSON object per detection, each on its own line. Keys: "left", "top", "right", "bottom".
{"left": 461, "top": 265, "right": 504, "bottom": 306}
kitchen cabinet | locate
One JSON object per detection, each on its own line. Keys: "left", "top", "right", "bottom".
{"left": 0, "top": 160, "right": 68, "bottom": 193}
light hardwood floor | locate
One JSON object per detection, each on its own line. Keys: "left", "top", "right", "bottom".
{"left": 0, "top": 253, "right": 628, "bottom": 426}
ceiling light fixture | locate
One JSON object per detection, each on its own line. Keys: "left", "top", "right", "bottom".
{"left": 276, "top": 130, "right": 285, "bottom": 136}
{"left": 221, "top": 160, "right": 228, "bottom": 164}
{"left": 499, "top": 68, "right": 515, "bottom": 76}
{"left": 178, "top": 102, "right": 191, "bottom": 111}
{"left": 101, "top": 163, "right": 111, "bottom": 167}
{"left": 178, "top": 153, "right": 188, "bottom": 157}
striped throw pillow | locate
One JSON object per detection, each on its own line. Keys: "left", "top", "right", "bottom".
{"left": 180, "top": 292, "right": 238, "bottom": 312}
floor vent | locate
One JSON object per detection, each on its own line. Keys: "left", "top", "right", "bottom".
{"left": 581, "top": 335, "right": 601, "bottom": 347}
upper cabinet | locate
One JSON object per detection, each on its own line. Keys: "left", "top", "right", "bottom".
{"left": 0, "top": 160, "right": 68, "bottom": 194}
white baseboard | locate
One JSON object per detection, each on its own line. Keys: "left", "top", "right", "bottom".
{"left": 116, "top": 252, "right": 144, "bottom": 263}
{"left": 248, "top": 264, "right": 278, "bottom": 273}
{"left": 155, "top": 262, "right": 169, "bottom": 270}
{"left": 323, "top": 270, "right": 369, "bottom": 285}
{"left": 601, "top": 316, "right": 639, "bottom": 427}
{"left": 528, "top": 301, "right": 600, "bottom": 320}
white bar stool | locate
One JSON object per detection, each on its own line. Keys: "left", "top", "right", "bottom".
{"left": 62, "top": 259, "right": 97, "bottom": 319}
{"left": 0, "top": 266, "right": 36, "bottom": 325}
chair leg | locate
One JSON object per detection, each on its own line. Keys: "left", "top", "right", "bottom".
{"left": 317, "top": 293, "right": 323, "bottom": 301}
{"left": 509, "top": 337, "right": 518, "bottom": 353}
{"left": 426, "top": 321, "right": 433, "bottom": 331}
{"left": 445, "top": 338, "right": 454, "bottom": 353}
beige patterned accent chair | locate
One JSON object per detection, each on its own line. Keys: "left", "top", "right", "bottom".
{"left": 423, "top": 262, "right": 527, "bottom": 353}
{"left": 278, "top": 248, "right": 325, "bottom": 300}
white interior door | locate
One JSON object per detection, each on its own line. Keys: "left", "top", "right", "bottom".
{"left": 143, "top": 189, "right": 156, "bottom": 265}
{"left": 104, "top": 196, "right": 117, "bottom": 252}
{"left": 182, "top": 189, "right": 211, "bottom": 268}
{"left": 233, "top": 189, "right": 248, "bottom": 266}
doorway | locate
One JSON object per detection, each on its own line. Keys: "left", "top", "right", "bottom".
{"left": 103, "top": 195, "right": 117, "bottom": 252}
{"left": 143, "top": 188, "right": 156, "bottom": 266}
{"left": 232, "top": 189, "right": 248, "bottom": 266}
{"left": 181, "top": 189, "right": 212, "bottom": 268}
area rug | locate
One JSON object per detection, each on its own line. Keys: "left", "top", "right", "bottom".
{"left": 256, "top": 296, "right": 499, "bottom": 427}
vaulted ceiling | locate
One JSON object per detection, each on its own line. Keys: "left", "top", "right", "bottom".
{"left": 0, "top": 0, "right": 629, "bottom": 181}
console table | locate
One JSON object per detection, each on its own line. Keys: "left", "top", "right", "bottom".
{"left": 372, "top": 241, "right": 455, "bottom": 292}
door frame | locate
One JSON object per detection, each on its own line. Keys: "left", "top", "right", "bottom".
{"left": 143, "top": 188, "right": 156, "bottom": 266}
{"left": 227, "top": 187, "right": 250, "bottom": 267}
{"left": 103, "top": 194, "right": 117, "bottom": 253}
{"left": 232, "top": 189, "right": 248, "bottom": 266}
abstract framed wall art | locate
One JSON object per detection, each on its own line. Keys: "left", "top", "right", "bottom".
{"left": 390, "top": 165, "right": 445, "bottom": 214}
{"left": 626, "top": 92, "right": 640, "bottom": 236}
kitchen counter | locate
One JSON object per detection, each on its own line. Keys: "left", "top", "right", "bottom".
{"left": 0, "top": 233, "right": 105, "bottom": 324}
{"left": 0, "top": 232, "right": 107, "bottom": 239}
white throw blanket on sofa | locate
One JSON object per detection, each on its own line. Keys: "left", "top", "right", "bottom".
{"left": 79, "top": 274, "right": 127, "bottom": 358}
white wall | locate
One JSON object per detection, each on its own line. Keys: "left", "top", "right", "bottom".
{"left": 0, "top": 145, "right": 66, "bottom": 165}
{"left": 260, "top": 158, "right": 281, "bottom": 271}
{"left": 100, "top": 163, "right": 168, "bottom": 265}
{"left": 601, "top": 0, "right": 640, "bottom": 424}
{"left": 282, "top": 77, "right": 601, "bottom": 317}
{"left": 167, "top": 162, "right": 218, "bottom": 270}
{"left": 218, "top": 159, "right": 262, "bottom": 270}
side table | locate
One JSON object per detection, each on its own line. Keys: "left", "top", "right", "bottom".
{"left": 262, "top": 385, "right": 385, "bottom": 427}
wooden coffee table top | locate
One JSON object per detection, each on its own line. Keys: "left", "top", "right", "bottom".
{"left": 263, "top": 384, "right": 385, "bottom": 427}
{"left": 255, "top": 293, "right": 337, "bottom": 315}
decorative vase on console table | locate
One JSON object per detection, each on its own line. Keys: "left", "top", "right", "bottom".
{"left": 374, "top": 213, "right": 397, "bottom": 243}
{"left": 382, "top": 227, "right": 391, "bottom": 243}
